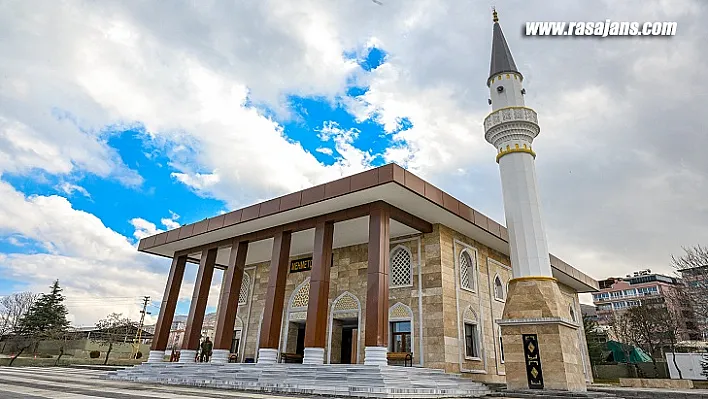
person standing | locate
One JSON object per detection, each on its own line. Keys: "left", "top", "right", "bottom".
{"left": 200, "top": 337, "right": 213, "bottom": 362}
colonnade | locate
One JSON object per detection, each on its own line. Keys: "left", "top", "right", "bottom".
{"left": 147, "top": 203, "right": 392, "bottom": 365}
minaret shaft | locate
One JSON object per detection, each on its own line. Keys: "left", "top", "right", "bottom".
{"left": 499, "top": 152, "right": 552, "bottom": 277}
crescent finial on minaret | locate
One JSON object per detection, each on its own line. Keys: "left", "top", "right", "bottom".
{"left": 492, "top": 7, "right": 498, "bottom": 23}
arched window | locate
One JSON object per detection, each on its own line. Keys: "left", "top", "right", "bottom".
{"left": 462, "top": 307, "right": 480, "bottom": 358}
{"left": 238, "top": 273, "right": 251, "bottom": 305}
{"left": 493, "top": 275, "right": 505, "bottom": 300}
{"left": 389, "top": 302, "right": 414, "bottom": 353}
{"left": 459, "top": 250, "right": 476, "bottom": 291}
{"left": 390, "top": 246, "right": 412, "bottom": 287}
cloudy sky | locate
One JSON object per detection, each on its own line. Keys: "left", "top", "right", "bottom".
{"left": 1, "top": 0, "right": 706, "bottom": 326}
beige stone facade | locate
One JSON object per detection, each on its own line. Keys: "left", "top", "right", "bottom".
{"left": 229, "top": 224, "right": 592, "bottom": 384}
{"left": 499, "top": 278, "right": 589, "bottom": 390}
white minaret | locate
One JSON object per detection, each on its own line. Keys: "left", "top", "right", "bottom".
{"left": 484, "top": 10, "right": 552, "bottom": 278}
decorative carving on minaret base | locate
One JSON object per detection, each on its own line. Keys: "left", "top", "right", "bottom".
{"left": 498, "top": 278, "right": 588, "bottom": 392}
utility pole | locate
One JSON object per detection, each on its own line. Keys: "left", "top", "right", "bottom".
{"left": 132, "top": 296, "right": 151, "bottom": 359}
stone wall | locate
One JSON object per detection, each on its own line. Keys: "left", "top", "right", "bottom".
{"left": 438, "top": 225, "right": 511, "bottom": 383}
{"left": 0, "top": 338, "right": 150, "bottom": 359}
{"left": 557, "top": 281, "right": 594, "bottom": 383}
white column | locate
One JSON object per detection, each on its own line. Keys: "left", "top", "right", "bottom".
{"left": 257, "top": 348, "right": 278, "bottom": 364}
{"left": 364, "top": 346, "right": 388, "bottom": 366}
{"left": 302, "top": 347, "right": 325, "bottom": 365}
{"left": 211, "top": 349, "right": 230, "bottom": 364}
{"left": 147, "top": 350, "right": 165, "bottom": 363}
{"left": 178, "top": 349, "right": 197, "bottom": 363}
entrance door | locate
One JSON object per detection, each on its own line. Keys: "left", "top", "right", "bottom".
{"left": 296, "top": 323, "right": 306, "bottom": 356}
{"left": 341, "top": 327, "right": 353, "bottom": 364}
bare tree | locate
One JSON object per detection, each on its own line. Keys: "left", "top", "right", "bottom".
{"left": 658, "top": 307, "right": 686, "bottom": 379}
{"left": 1, "top": 292, "right": 37, "bottom": 354}
{"left": 93, "top": 313, "right": 135, "bottom": 365}
{"left": 627, "top": 303, "right": 664, "bottom": 377}
{"left": 610, "top": 312, "right": 644, "bottom": 378}
{"left": 0, "top": 292, "right": 37, "bottom": 336}
{"left": 671, "top": 245, "right": 708, "bottom": 337}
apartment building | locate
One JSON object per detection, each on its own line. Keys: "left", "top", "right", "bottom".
{"left": 592, "top": 270, "right": 698, "bottom": 340}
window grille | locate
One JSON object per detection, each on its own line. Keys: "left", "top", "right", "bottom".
{"left": 333, "top": 293, "right": 358, "bottom": 312}
{"left": 460, "top": 251, "right": 475, "bottom": 290}
{"left": 292, "top": 282, "right": 310, "bottom": 308}
{"left": 390, "top": 247, "right": 412, "bottom": 287}
{"left": 238, "top": 273, "right": 250, "bottom": 305}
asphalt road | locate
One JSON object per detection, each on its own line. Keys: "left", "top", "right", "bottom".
{"left": 0, "top": 366, "right": 319, "bottom": 399}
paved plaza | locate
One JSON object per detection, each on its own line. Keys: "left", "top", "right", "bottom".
{"left": 0, "top": 366, "right": 331, "bottom": 399}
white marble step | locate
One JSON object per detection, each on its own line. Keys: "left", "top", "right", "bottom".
{"left": 107, "top": 363, "right": 491, "bottom": 398}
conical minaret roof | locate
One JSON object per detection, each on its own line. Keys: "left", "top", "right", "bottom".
{"left": 488, "top": 10, "right": 521, "bottom": 85}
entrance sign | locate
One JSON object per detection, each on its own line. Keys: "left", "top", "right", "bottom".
{"left": 522, "top": 334, "right": 544, "bottom": 389}
{"left": 289, "top": 254, "right": 335, "bottom": 274}
{"left": 290, "top": 257, "right": 312, "bottom": 273}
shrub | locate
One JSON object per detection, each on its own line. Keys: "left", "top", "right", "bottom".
{"left": 135, "top": 351, "right": 143, "bottom": 359}
{"left": 89, "top": 350, "right": 100, "bottom": 359}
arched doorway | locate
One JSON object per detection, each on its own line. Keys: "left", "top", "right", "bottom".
{"left": 231, "top": 316, "right": 243, "bottom": 361}
{"left": 282, "top": 278, "right": 310, "bottom": 362}
{"left": 327, "top": 291, "right": 361, "bottom": 364}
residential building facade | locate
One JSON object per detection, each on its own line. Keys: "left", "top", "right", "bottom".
{"left": 592, "top": 270, "right": 698, "bottom": 339}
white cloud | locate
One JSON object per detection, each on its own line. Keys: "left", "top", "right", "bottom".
{"left": 317, "top": 122, "right": 376, "bottom": 175}
{"left": 6, "top": 236, "right": 23, "bottom": 247}
{"left": 168, "top": 210, "right": 180, "bottom": 221}
{"left": 57, "top": 182, "right": 91, "bottom": 199}
{"left": 316, "top": 147, "right": 334, "bottom": 156}
{"left": 161, "top": 218, "right": 180, "bottom": 230}
{"left": 129, "top": 218, "right": 163, "bottom": 241}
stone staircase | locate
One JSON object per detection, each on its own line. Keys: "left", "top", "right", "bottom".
{"left": 105, "top": 362, "right": 491, "bottom": 398}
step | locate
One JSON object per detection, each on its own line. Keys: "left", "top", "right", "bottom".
{"left": 496, "top": 390, "right": 622, "bottom": 399}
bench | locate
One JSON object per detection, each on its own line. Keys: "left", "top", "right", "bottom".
{"left": 387, "top": 352, "right": 413, "bottom": 367}
{"left": 280, "top": 352, "right": 303, "bottom": 363}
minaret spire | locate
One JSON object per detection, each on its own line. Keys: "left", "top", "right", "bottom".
{"left": 484, "top": 9, "right": 547, "bottom": 277}
{"left": 488, "top": 9, "right": 521, "bottom": 87}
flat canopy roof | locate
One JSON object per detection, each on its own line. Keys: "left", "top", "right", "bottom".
{"left": 138, "top": 164, "right": 598, "bottom": 293}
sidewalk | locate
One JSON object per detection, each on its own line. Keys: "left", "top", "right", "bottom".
{"left": 591, "top": 385, "right": 708, "bottom": 398}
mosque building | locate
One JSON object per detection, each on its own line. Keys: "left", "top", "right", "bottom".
{"left": 120, "top": 11, "right": 598, "bottom": 395}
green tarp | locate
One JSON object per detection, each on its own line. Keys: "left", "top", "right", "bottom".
{"left": 603, "top": 340, "right": 653, "bottom": 363}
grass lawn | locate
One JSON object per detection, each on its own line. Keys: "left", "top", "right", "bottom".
{"left": 0, "top": 356, "right": 144, "bottom": 367}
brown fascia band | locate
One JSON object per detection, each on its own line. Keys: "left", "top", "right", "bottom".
{"left": 138, "top": 163, "right": 502, "bottom": 254}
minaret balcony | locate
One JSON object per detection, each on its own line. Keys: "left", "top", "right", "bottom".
{"left": 484, "top": 106, "right": 540, "bottom": 148}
